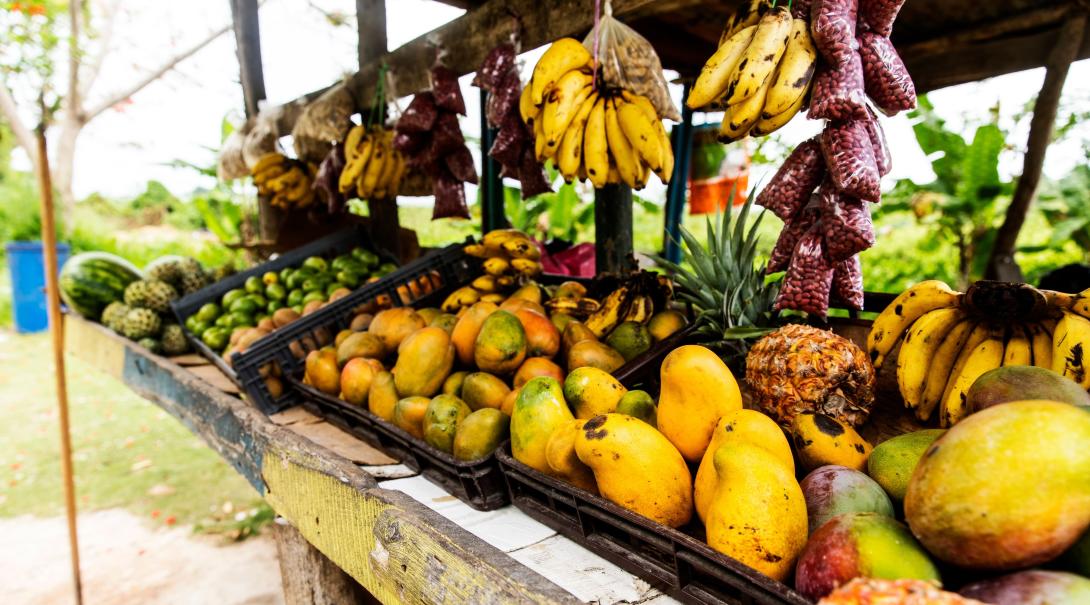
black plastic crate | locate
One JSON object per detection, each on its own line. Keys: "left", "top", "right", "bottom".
{"left": 237, "top": 240, "right": 476, "bottom": 414}
{"left": 496, "top": 443, "right": 811, "bottom": 605}
{"left": 291, "top": 377, "right": 509, "bottom": 511}
{"left": 170, "top": 225, "right": 394, "bottom": 387}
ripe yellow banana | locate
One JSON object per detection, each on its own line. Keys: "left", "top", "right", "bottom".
{"left": 511, "top": 258, "right": 543, "bottom": 276}
{"left": 583, "top": 97, "right": 610, "bottom": 188}
{"left": 442, "top": 286, "right": 481, "bottom": 313}
{"left": 916, "top": 319, "right": 979, "bottom": 422}
{"left": 253, "top": 163, "right": 287, "bottom": 188}
{"left": 1052, "top": 311, "right": 1090, "bottom": 388}
{"left": 519, "top": 84, "right": 541, "bottom": 125}
{"left": 534, "top": 112, "right": 549, "bottom": 161}
{"left": 343, "top": 125, "right": 366, "bottom": 162}
{"left": 621, "top": 91, "right": 673, "bottom": 183}
{"left": 617, "top": 100, "right": 664, "bottom": 178}
{"left": 718, "top": 76, "right": 770, "bottom": 143}
{"left": 762, "top": 18, "right": 816, "bottom": 117}
{"left": 530, "top": 38, "right": 592, "bottom": 105}
{"left": 605, "top": 98, "right": 642, "bottom": 188}
{"left": 1028, "top": 322, "right": 1053, "bottom": 369}
{"left": 750, "top": 86, "right": 807, "bottom": 137}
{"left": 373, "top": 133, "right": 398, "bottom": 199}
{"left": 557, "top": 92, "right": 599, "bottom": 182}
{"left": 387, "top": 150, "right": 406, "bottom": 197}
{"left": 895, "top": 307, "right": 966, "bottom": 410}
{"left": 720, "top": 0, "right": 769, "bottom": 45}
{"left": 502, "top": 236, "right": 540, "bottom": 260}
{"left": 542, "top": 70, "right": 593, "bottom": 153}
{"left": 585, "top": 286, "right": 630, "bottom": 337}
{"left": 722, "top": 7, "right": 793, "bottom": 106}
{"left": 939, "top": 330, "right": 1005, "bottom": 427}
{"left": 1002, "top": 325, "right": 1033, "bottom": 366}
{"left": 340, "top": 134, "right": 373, "bottom": 194}
{"left": 622, "top": 294, "right": 654, "bottom": 324}
{"left": 483, "top": 256, "right": 510, "bottom": 276}
{"left": 868, "top": 280, "right": 962, "bottom": 371}
{"left": 251, "top": 152, "right": 286, "bottom": 176}
{"left": 464, "top": 243, "right": 489, "bottom": 258}
{"left": 357, "top": 134, "right": 388, "bottom": 200}
{"left": 471, "top": 274, "right": 498, "bottom": 293}
{"left": 1071, "top": 289, "right": 1090, "bottom": 320}
{"left": 688, "top": 25, "right": 758, "bottom": 109}
{"left": 545, "top": 297, "right": 601, "bottom": 317}
{"left": 606, "top": 159, "right": 622, "bottom": 185}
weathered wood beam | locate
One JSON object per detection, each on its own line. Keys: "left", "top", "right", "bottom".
{"left": 986, "top": 13, "right": 1088, "bottom": 281}
{"left": 230, "top": 0, "right": 266, "bottom": 117}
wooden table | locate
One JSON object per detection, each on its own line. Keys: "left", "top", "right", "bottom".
{"left": 65, "top": 315, "right": 679, "bottom": 605}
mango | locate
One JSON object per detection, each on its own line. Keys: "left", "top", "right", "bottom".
{"left": 461, "top": 372, "right": 511, "bottom": 411}
{"left": 393, "top": 327, "right": 455, "bottom": 397}
{"left": 305, "top": 348, "right": 340, "bottom": 395}
{"left": 514, "top": 308, "right": 560, "bottom": 358}
{"left": 705, "top": 442, "right": 808, "bottom": 582}
{"left": 450, "top": 301, "right": 498, "bottom": 365}
{"left": 336, "top": 331, "right": 385, "bottom": 367}
{"left": 647, "top": 309, "right": 688, "bottom": 342}
{"left": 553, "top": 281, "right": 586, "bottom": 299}
{"left": 393, "top": 396, "right": 430, "bottom": 439}
{"left": 694, "top": 409, "right": 793, "bottom": 523}
{"left": 615, "top": 390, "right": 656, "bottom": 427}
{"left": 453, "top": 408, "right": 510, "bottom": 461}
{"left": 340, "top": 358, "right": 376, "bottom": 406}
{"left": 550, "top": 312, "right": 575, "bottom": 334}
{"left": 334, "top": 329, "right": 353, "bottom": 348}
{"left": 791, "top": 411, "right": 873, "bottom": 472}
{"left": 605, "top": 321, "right": 653, "bottom": 361}
{"left": 500, "top": 297, "right": 546, "bottom": 317}
{"left": 801, "top": 466, "right": 894, "bottom": 536}
{"left": 369, "top": 307, "right": 426, "bottom": 351}
{"left": 415, "top": 307, "right": 441, "bottom": 324}
{"left": 501, "top": 387, "right": 520, "bottom": 416}
{"left": 967, "top": 365, "right": 1090, "bottom": 412}
{"left": 905, "top": 400, "right": 1090, "bottom": 570}
{"left": 514, "top": 357, "right": 564, "bottom": 388}
{"left": 368, "top": 371, "right": 398, "bottom": 422}
{"left": 866, "top": 429, "right": 945, "bottom": 502}
{"left": 657, "top": 345, "right": 743, "bottom": 462}
{"left": 545, "top": 419, "right": 597, "bottom": 492}
{"left": 348, "top": 312, "right": 372, "bottom": 331}
{"left": 430, "top": 312, "right": 459, "bottom": 334}
{"left": 563, "top": 367, "right": 627, "bottom": 419}
{"left": 475, "top": 310, "right": 527, "bottom": 375}
{"left": 567, "top": 340, "right": 626, "bottom": 373}
{"left": 507, "top": 283, "right": 544, "bottom": 306}
{"left": 960, "top": 570, "right": 1090, "bottom": 604}
{"left": 442, "top": 370, "right": 469, "bottom": 397}
{"left": 795, "top": 512, "right": 940, "bottom": 601}
{"left": 575, "top": 414, "right": 692, "bottom": 528}
{"left": 561, "top": 321, "right": 596, "bottom": 356}
{"left": 510, "top": 377, "right": 574, "bottom": 476}
{"left": 423, "top": 394, "right": 472, "bottom": 453}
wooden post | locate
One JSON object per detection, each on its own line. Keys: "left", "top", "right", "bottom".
{"left": 986, "top": 13, "right": 1087, "bottom": 282}
{"left": 229, "top": 0, "right": 266, "bottom": 117}
{"left": 594, "top": 184, "right": 635, "bottom": 274}
{"left": 36, "top": 126, "right": 83, "bottom": 605}
{"left": 274, "top": 522, "right": 378, "bottom": 605}
{"left": 663, "top": 83, "right": 693, "bottom": 264}
{"left": 479, "top": 88, "right": 508, "bottom": 233}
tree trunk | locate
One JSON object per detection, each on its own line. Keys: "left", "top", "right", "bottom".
{"left": 53, "top": 119, "right": 82, "bottom": 232}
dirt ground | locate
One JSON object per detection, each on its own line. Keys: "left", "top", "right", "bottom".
{"left": 0, "top": 509, "right": 284, "bottom": 605}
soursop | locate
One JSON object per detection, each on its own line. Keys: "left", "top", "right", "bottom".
{"left": 125, "top": 279, "right": 178, "bottom": 313}
{"left": 121, "top": 308, "right": 162, "bottom": 340}
{"left": 100, "top": 301, "right": 131, "bottom": 332}
{"left": 123, "top": 280, "right": 151, "bottom": 308}
{"left": 160, "top": 324, "right": 189, "bottom": 355}
{"left": 178, "top": 258, "right": 211, "bottom": 295}
{"left": 137, "top": 337, "right": 162, "bottom": 354}
{"left": 145, "top": 257, "right": 184, "bottom": 289}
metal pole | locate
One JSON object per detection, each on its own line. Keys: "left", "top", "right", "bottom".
{"left": 479, "top": 88, "right": 507, "bottom": 233}
{"left": 36, "top": 125, "right": 83, "bottom": 605}
{"left": 663, "top": 83, "right": 693, "bottom": 264}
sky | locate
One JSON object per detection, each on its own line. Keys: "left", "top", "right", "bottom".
{"left": 8, "top": 0, "right": 1090, "bottom": 203}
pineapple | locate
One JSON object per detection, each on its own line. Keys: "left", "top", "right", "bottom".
{"left": 746, "top": 324, "right": 876, "bottom": 429}
{"left": 121, "top": 308, "right": 162, "bottom": 340}
{"left": 655, "top": 191, "right": 780, "bottom": 367}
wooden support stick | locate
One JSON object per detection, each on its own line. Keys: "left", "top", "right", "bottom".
{"left": 229, "top": 0, "right": 266, "bottom": 117}
{"left": 36, "top": 126, "right": 83, "bottom": 605}
{"left": 986, "top": 12, "right": 1087, "bottom": 281}
{"left": 594, "top": 184, "right": 635, "bottom": 274}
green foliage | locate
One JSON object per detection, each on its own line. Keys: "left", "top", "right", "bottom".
{"left": 0, "top": 1, "right": 67, "bottom": 119}
{"left": 1036, "top": 150, "right": 1090, "bottom": 263}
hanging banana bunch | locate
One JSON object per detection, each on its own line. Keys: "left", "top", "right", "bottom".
{"left": 689, "top": 2, "right": 817, "bottom": 141}
{"left": 251, "top": 152, "right": 318, "bottom": 209}
{"left": 338, "top": 124, "right": 407, "bottom": 201}
{"left": 523, "top": 38, "right": 674, "bottom": 189}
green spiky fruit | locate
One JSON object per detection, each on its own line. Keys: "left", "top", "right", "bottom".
{"left": 137, "top": 337, "right": 162, "bottom": 354}
{"left": 100, "top": 301, "right": 131, "bottom": 332}
{"left": 121, "top": 308, "right": 162, "bottom": 340}
{"left": 145, "top": 257, "right": 184, "bottom": 289}
{"left": 123, "top": 280, "right": 151, "bottom": 308}
{"left": 160, "top": 324, "right": 189, "bottom": 355}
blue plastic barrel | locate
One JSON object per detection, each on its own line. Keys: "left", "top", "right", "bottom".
{"left": 6, "top": 241, "right": 70, "bottom": 333}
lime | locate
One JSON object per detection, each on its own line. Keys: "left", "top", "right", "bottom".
{"left": 291, "top": 305, "right": 303, "bottom": 314}
{"left": 190, "top": 319, "right": 211, "bottom": 337}
{"left": 336, "top": 269, "right": 361, "bottom": 289}
{"left": 285, "top": 271, "right": 309, "bottom": 290}
{"left": 287, "top": 288, "right": 305, "bottom": 307}
{"left": 227, "top": 311, "right": 254, "bottom": 328}
{"left": 377, "top": 262, "right": 397, "bottom": 275}
{"left": 279, "top": 267, "right": 292, "bottom": 284}
{"left": 354, "top": 249, "right": 380, "bottom": 268}
{"left": 266, "top": 300, "right": 283, "bottom": 314}
{"left": 221, "top": 288, "right": 246, "bottom": 307}
{"left": 215, "top": 314, "right": 233, "bottom": 328}
{"left": 202, "top": 327, "right": 229, "bottom": 351}
{"left": 196, "top": 302, "right": 221, "bottom": 323}
{"left": 302, "top": 256, "right": 328, "bottom": 273}
{"left": 326, "top": 282, "right": 346, "bottom": 297}
{"left": 265, "top": 283, "right": 286, "bottom": 301}
{"left": 244, "top": 276, "right": 264, "bottom": 294}
{"left": 229, "top": 296, "right": 259, "bottom": 315}
{"left": 302, "top": 291, "right": 326, "bottom": 305}
{"left": 247, "top": 293, "right": 268, "bottom": 308}
{"left": 302, "top": 278, "right": 326, "bottom": 293}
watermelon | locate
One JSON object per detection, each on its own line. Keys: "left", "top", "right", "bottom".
{"left": 59, "top": 252, "right": 144, "bottom": 319}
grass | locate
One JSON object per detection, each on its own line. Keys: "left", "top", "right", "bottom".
{"left": 0, "top": 331, "right": 266, "bottom": 535}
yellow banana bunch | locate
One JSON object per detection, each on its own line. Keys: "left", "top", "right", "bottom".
{"left": 447, "top": 231, "right": 545, "bottom": 314}
{"left": 867, "top": 280, "right": 963, "bottom": 371}
{"left": 544, "top": 296, "right": 602, "bottom": 318}
{"left": 689, "top": 6, "right": 815, "bottom": 140}
{"left": 938, "top": 328, "right": 1005, "bottom": 427}
{"left": 1053, "top": 311, "right": 1090, "bottom": 388}
{"left": 252, "top": 152, "right": 317, "bottom": 209}
{"left": 339, "top": 126, "right": 405, "bottom": 201}
{"left": 582, "top": 270, "right": 673, "bottom": 338}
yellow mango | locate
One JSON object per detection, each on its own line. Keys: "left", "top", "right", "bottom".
{"left": 567, "top": 340, "right": 626, "bottom": 374}
{"left": 453, "top": 408, "right": 510, "bottom": 461}
{"left": 415, "top": 307, "right": 442, "bottom": 324}
{"left": 705, "top": 442, "right": 808, "bottom": 582}
{"left": 461, "top": 372, "right": 511, "bottom": 411}
{"left": 393, "top": 327, "right": 455, "bottom": 397}
{"left": 450, "top": 301, "right": 498, "bottom": 365}
{"left": 615, "top": 390, "right": 657, "bottom": 427}
{"left": 562, "top": 367, "right": 627, "bottom": 419}
{"left": 423, "top": 394, "right": 472, "bottom": 453}
{"left": 575, "top": 414, "right": 693, "bottom": 528}
{"left": 339, "top": 357, "right": 376, "bottom": 406}
{"left": 442, "top": 370, "right": 469, "bottom": 397}
{"left": 368, "top": 371, "right": 398, "bottom": 422}
{"left": 305, "top": 348, "right": 340, "bottom": 395}
{"left": 657, "top": 345, "right": 743, "bottom": 462}
{"left": 561, "top": 321, "right": 597, "bottom": 356}
{"left": 474, "top": 310, "right": 527, "bottom": 376}
{"left": 694, "top": 409, "right": 794, "bottom": 523}
{"left": 647, "top": 309, "right": 688, "bottom": 342}
{"left": 791, "top": 412, "right": 873, "bottom": 472}
{"left": 545, "top": 419, "right": 598, "bottom": 493}
{"left": 336, "top": 331, "right": 385, "bottom": 368}
{"left": 510, "top": 377, "right": 574, "bottom": 476}
{"left": 394, "top": 396, "right": 431, "bottom": 439}
{"left": 506, "top": 283, "right": 545, "bottom": 306}
{"left": 513, "top": 357, "right": 564, "bottom": 388}
{"left": 368, "top": 307, "right": 427, "bottom": 351}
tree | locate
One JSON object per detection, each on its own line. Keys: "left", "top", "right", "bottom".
{"left": 0, "top": 1, "right": 235, "bottom": 217}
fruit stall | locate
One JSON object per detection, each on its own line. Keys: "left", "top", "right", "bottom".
{"left": 37, "top": 0, "right": 1090, "bottom": 604}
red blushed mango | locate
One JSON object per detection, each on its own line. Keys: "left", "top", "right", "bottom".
{"left": 340, "top": 358, "right": 376, "bottom": 406}
{"left": 513, "top": 308, "right": 561, "bottom": 359}
{"left": 800, "top": 465, "right": 894, "bottom": 535}
{"left": 513, "top": 357, "right": 564, "bottom": 388}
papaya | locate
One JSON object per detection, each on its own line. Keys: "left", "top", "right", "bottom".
{"left": 510, "top": 377, "right": 574, "bottom": 475}
{"left": 550, "top": 312, "right": 575, "bottom": 334}
{"left": 393, "top": 396, "right": 430, "bottom": 439}
{"left": 615, "top": 390, "right": 657, "bottom": 427}
{"left": 501, "top": 387, "right": 520, "bottom": 417}
{"left": 694, "top": 409, "right": 794, "bottom": 523}
{"left": 514, "top": 357, "right": 564, "bottom": 388}
{"left": 657, "top": 345, "right": 743, "bottom": 462}
{"left": 450, "top": 301, "right": 498, "bottom": 365}
{"left": 305, "top": 348, "right": 340, "bottom": 395}
{"left": 340, "top": 357, "right": 376, "bottom": 406}
{"left": 429, "top": 312, "right": 459, "bottom": 334}
{"left": 368, "top": 307, "right": 427, "bottom": 351}
{"left": 563, "top": 367, "right": 627, "bottom": 419}
{"left": 791, "top": 412, "right": 873, "bottom": 472}
{"left": 575, "top": 414, "right": 693, "bottom": 528}
{"left": 545, "top": 419, "right": 598, "bottom": 492}
{"left": 423, "top": 394, "right": 472, "bottom": 453}
{"left": 393, "top": 327, "right": 455, "bottom": 397}
{"left": 442, "top": 370, "right": 469, "bottom": 397}
{"left": 461, "top": 372, "right": 511, "bottom": 411}
{"left": 567, "top": 340, "right": 626, "bottom": 374}
{"left": 415, "top": 307, "right": 442, "bottom": 324}
{"left": 514, "top": 308, "right": 561, "bottom": 359}
{"left": 336, "top": 331, "right": 385, "bottom": 367}
{"left": 474, "top": 310, "right": 527, "bottom": 375}
{"left": 368, "top": 371, "right": 398, "bottom": 421}
{"left": 647, "top": 309, "right": 688, "bottom": 342}
{"left": 453, "top": 408, "right": 510, "bottom": 461}
{"left": 561, "top": 321, "right": 596, "bottom": 357}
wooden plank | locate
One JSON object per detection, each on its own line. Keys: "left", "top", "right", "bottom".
{"left": 229, "top": 0, "right": 266, "bottom": 117}
{"left": 275, "top": 521, "right": 378, "bottom": 605}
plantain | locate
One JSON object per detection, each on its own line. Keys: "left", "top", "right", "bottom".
{"left": 867, "top": 280, "right": 963, "bottom": 371}
{"left": 761, "top": 17, "right": 816, "bottom": 117}
{"left": 722, "top": 7, "right": 793, "bottom": 106}
{"left": 689, "top": 25, "right": 758, "bottom": 109}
